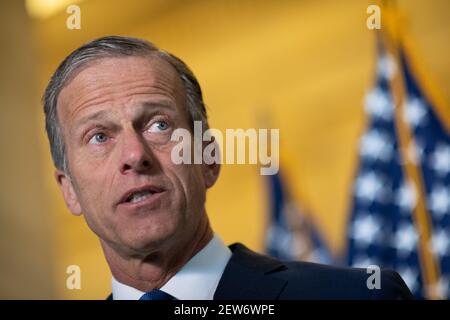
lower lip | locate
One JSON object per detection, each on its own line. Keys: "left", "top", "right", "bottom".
{"left": 117, "top": 191, "right": 166, "bottom": 212}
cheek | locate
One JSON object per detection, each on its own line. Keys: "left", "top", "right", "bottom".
{"left": 71, "top": 161, "right": 114, "bottom": 216}
{"left": 72, "top": 169, "right": 120, "bottom": 241}
{"left": 173, "top": 164, "right": 206, "bottom": 211}
{"left": 159, "top": 143, "right": 202, "bottom": 204}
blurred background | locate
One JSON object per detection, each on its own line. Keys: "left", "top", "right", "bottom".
{"left": 0, "top": 0, "right": 449, "bottom": 299}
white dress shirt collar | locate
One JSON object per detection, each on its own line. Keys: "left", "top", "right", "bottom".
{"left": 112, "top": 234, "right": 232, "bottom": 300}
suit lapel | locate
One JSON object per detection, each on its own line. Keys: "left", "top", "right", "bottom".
{"left": 214, "top": 243, "right": 288, "bottom": 300}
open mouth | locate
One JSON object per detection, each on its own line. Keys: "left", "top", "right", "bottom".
{"left": 126, "top": 190, "right": 155, "bottom": 204}
{"left": 119, "top": 185, "right": 165, "bottom": 206}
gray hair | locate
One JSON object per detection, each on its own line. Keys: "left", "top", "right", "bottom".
{"left": 43, "top": 35, "right": 209, "bottom": 173}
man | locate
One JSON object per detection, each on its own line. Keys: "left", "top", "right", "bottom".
{"left": 43, "top": 36, "right": 412, "bottom": 300}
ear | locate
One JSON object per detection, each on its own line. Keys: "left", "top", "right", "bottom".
{"left": 202, "top": 137, "right": 221, "bottom": 189}
{"left": 54, "top": 169, "right": 82, "bottom": 216}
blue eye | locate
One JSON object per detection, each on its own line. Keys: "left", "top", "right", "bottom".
{"left": 89, "top": 133, "right": 108, "bottom": 144}
{"left": 149, "top": 120, "right": 169, "bottom": 132}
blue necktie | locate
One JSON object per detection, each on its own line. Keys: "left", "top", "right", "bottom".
{"left": 139, "top": 289, "right": 177, "bottom": 300}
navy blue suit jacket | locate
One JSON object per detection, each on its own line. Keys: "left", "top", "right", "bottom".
{"left": 213, "top": 243, "right": 413, "bottom": 299}
{"left": 107, "top": 243, "right": 413, "bottom": 300}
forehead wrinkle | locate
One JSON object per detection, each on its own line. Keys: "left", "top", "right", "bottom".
{"left": 66, "top": 80, "right": 162, "bottom": 116}
{"left": 66, "top": 90, "right": 170, "bottom": 134}
{"left": 69, "top": 55, "right": 183, "bottom": 99}
{"left": 59, "top": 55, "right": 187, "bottom": 132}
{"left": 66, "top": 68, "right": 183, "bottom": 116}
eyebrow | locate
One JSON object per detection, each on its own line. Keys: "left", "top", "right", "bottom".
{"left": 142, "top": 100, "right": 177, "bottom": 112}
{"left": 76, "top": 109, "right": 109, "bottom": 125}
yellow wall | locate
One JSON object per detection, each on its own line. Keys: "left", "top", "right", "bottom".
{"left": 0, "top": 1, "right": 54, "bottom": 299}
{"left": 0, "top": 0, "right": 448, "bottom": 299}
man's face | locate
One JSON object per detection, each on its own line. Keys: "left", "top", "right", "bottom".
{"left": 55, "top": 56, "right": 218, "bottom": 256}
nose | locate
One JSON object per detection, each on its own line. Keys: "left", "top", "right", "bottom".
{"left": 119, "top": 130, "right": 153, "bottom": 174}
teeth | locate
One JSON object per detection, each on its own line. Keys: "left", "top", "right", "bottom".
{"left": 128, "top": 191, "right": 152, "bottom": 203}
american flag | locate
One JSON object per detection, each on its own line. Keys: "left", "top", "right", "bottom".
{"left": 265, "top": 172, "right": 294, "bottom": 260}
{"left": 346, "top": 36, "right": 450, "bottom": 299}
{"left": 265, "top": 172, "right": 333, "bottom": 264}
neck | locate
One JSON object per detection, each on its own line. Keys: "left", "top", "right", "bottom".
{"left": 102, "top": 215, "right": 213, "bottom": 292}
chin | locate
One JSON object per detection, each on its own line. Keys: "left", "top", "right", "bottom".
{"left": 119, "top": 223, "right": 179, "bottom": 253}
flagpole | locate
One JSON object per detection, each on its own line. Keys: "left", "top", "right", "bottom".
{"left": 379, "top": 0, "right": 442, "bottom": 299}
